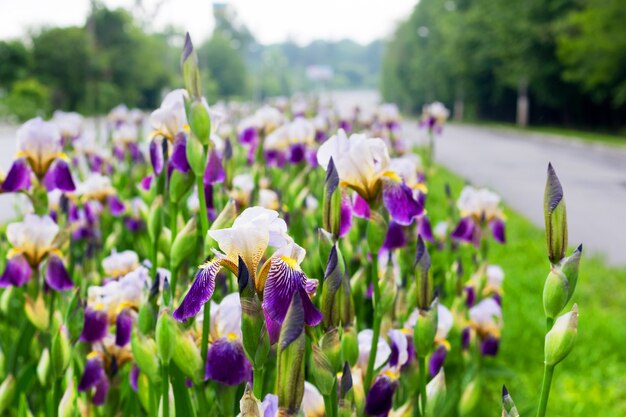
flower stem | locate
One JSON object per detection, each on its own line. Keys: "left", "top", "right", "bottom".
{"left": 253, "top": 365, "right": 265, "bottom": 399}
{"left": 536, "top": 364, "right": 555, "bottom": 417}
{"left": 201, "top": 302, "right": 211, "bottom": 374}
{"left": 169, "top": 202, "right": 179, "bottom": 295}
{"left": 161, "top": 362, "right": 170, "bottom": 417}
{"left": 196, "top": 175, "right": 209, "bottom": 241}
{"left": 418, "top": 355, "right": 427, "bottom": 417}
{"left": 364, "top": 256, "right": 380, "bottom": 391}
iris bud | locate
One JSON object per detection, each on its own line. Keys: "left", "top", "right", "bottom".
{"left": 544, "top": 163, "right": 567, "bottom": 264}
{"left": 137, "top": 303, "right": 156, "bottom": 335}
{"left": 37, "top": 348, "right": 50, "bottom": 387}
{"left": 310, "top": 345, "right": 335, "bottom": 395}
{"left": 561, "top": 244, "right": 582, "bottom": 303}
{"left": 379, "top": 265, "right": 398, "bottom": 315}
{"left": 425, "top": 370, "right": 446, "bottom": 416}
{"left": 51, "top": 325, "right": 71, "bottom": 380}
{"left": 58, "top": 381, "right": 77, "bottom": 417}
{"left": 171, "top": 217, "right": 198, "bottom": 270}
{"left": 414, "top": 236, "right": 433, "bottom": 310}
{"left": 131, "top": 331, "right": 161, "bottom": 382}
{"left": 148, "top": 196, "right": 163, "bottom": 243}
{"left": 189, "top": 101, "right": 211, "bottom": 145}
{"left": 545, "top": 305, "right": 578, "bottom": 366}
{"left": 0, "top": 287, "right": 13, "bottom": 314}
{"left": 64, "top": 289, "right": 84, "bottom": 341}
{"left": 181, "top": 33, "right": 202, "bottom": 100}
{"left": 340, "top": 326, "right": 359, "bottom": 367}
{"left": 501, "top": 385, "right": 520, "bottom": 417}
{"left": 137, "top": 373, "right": 152, "bottom": 413}
{"left": 155, "top": 310, "right": 176, "bottom": 363}
{"left": 413, "top": 300, "right": 438, "bottom": 359}
{"left": 459, "top": 376, "right": 481, "bottom": 415}
{"left": 277, "top": 295, "right": 306, "bottom": 415}
{"left": 186, "top": 133, "right": 207, "bottom": 177}
{"left": 543, "top": 269, "right": 569, "bottom": 320}
{"left": 0, "top": 374, "right": 15, "bottom": 414}
{"left": 321, "top": 245, "right": 342, "bottom": 330}
{"left": 317, "top": 228, "right": 335, "bottom": 272}
{"left": 172, "top": 334, "right": 203, "bottom": 385}
{"left": 169, "top": 169, "right": 194, "bottom": 203}
{"left": 320, "top": 328, "right": 342, "bottom": 372}
{"left": 322, "top": 157, "right": 341, "bottom": 237}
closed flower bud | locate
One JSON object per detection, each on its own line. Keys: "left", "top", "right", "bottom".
{"left": 544, "top": 163, "right": 567, "bottom": 264}
{"left": 543, "top": 269, "right": 569, "bottom": 320}
{"left": 317, "top": 228, "right": 335, "bottom": 273}
{"left": 459, "top": 376, "right": 482, "bottom": 415}
{"left": 155, "top": 310, "right": 176, "bottom": 363}
{"left": 545, "top": 305, "right": 578, "bottom": 366}
{"left": 501, "top": 385, "right": 519, "bottom": 417}
{"left": 1, "top": 287, "right": 13, "bottom": 314}
{"left": 64, "top": 289, "right": 84, "bottom": 341}
{"left": 323, "top": 158, "right": 341, "bottom": 237}
{"left": 413, "top": 300, "right": 438, "bottom": 359}
{"left": 58, "top": 380, "right": 77, "bottom": 417}
{"left": 37, "top": 348, "right": 50, "bottom": 387}
{"left": 561, "top": 244, "right": 582, "bottom": 303}
{"left": 379, "top": 265, "right": 398, "bottom": 315}
{"left": 0, "top": 374, "right": 15, "bottom": 414}
{"left": 414, "top": 236, "right": 433, "bottom": 310}
{"left": 131, "top": 331, "right": 161, "bottom": 382}
{"left": 171, "top": 217, "right": 198, "bottom": 270}
{"left": 173, "top": 333, "right": 203, "bottom": 385}
{"left": 148, "top": 196, "right": 163, "bottom": 243}
{"left": 181, "top": 33, "right": 202, "bottom": 100}
{"left": 341, "top": 326, "right": 359, "bottom": 367}
{"left": 51, "top": 325, "right": 71, "bottom": 380}
{"left": 320, "top": 328, "right": 342, "bottom": 372}
{"left": 277, "top": 294, "right": 306, "bottom": 415}
{"left": 137, "top": 303, "right": 156, "bottom": 335}
{"left": 367, "top": 212, "right": 387, "bottom": 253}
{"left": 189, "top": 101, "right": 211, "bottom": 145}
{"left": 169, "top": 169, "right": 194, "bottom": 204}
{"left": 310, "top": 345, "right": 335, "bottom": 395}
{"left": 425, "top": 370, "right": 446, "bottom": 416}
{"left": 186, "top": 133, "right": 207, "bottom": 177}
{"left": 321, "top": 245, "right": 343, "bottom": 329}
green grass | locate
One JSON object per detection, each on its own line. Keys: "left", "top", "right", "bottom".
{"left": 429, "top": 165, "right": 626, "bottom": 417}
{"left": 457, "top": 121, "right": 626, "bottom": 148}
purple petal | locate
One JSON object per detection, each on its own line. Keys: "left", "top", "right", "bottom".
{"left": 150, "top": 139, "right": 164, "bottom": 175}
{"left": 461, "top": 327, "right": 471, "bottom": 351}
{"left": 288, "top": 143, "right": 306, "bottom": 164}
{"left": 43, "top": 160, "right": 76, "bottom": 192}
{"left": 129, "top": 365, "right": 140, "bottom": 392}
{"left": 0, "top": 255, "right": 32, "bottom": 287}
{"left": 93, "top": 377, "right": 110, "bottom": 405}
{"left": 115, "top": 310, "right": 133, "bottom": 347}
{"left": 140, "top": 175, "right": 153, "bottom": 191}
{"left": 264, "top": 309, "right": 282, "bottom": 345}
{"left": 45, "top": 254, "right": 74, "bottom": 291}
{"left": 382, "top": 221, "right": 406, "bottom": 251}
{"left": 306, "top": 149, "right": 319, "bottom": 168}
{"left": 262, "top": 394, "right": 279, "bottom": 417}
{"left": 451, "top": 217, "right": 477, "bottom": 244}
{"left": 299, "top": 287, "right": 323, "bottom": 328}
{"left": 205, "top": 338, "right": 252, "bottom": 385}
{"left": 239, "top": 127, "right": 257, "bottom": 144}
{"left": 107, "top": 195, "right": 125, "bottom": 216}
{"left": 2, "top": 159, "right": 31, "bottom": 192}
{"left": 339, "top": 193, "right": 353, "bottom": 238}
{"left": 204, "top": 148, "right": 225, "bottom": 185}
{"left": 365, "top": 374, "right": 398, "bottom": 417}
{"left": 480, "top": 335, "right": 499, "bottom": 356}
{"left": 171, "top": 134, "right": 190, "bottom": 173}
{"left": 382, "top": 179, "right": 423, "bottom": 226}
{"left": 264, "top": 150, "right": 286, "bottom": 167}
{"left": 173, "top": 260, "right": 220, "bottom": 321}
{"left": 352, "top": 194, "right": 371, "bottom": 219}
{"left": 78, "top": 358, "right": 105, "bottom": 391}
{"left": 124, "top": 217, "right": 144, "bottom": 233}
{"left": 80, "top": 308, "right": 109, "bottom": 343}
{"left": 464, "top": 286, "right": 476, "bottom": 308}
{"left": 429, "top": 345, "right": 447, "bottom": 377}
{"left": 490, "top": 218, "right": 506, "bottom": 243}
{"left": 418, "top": 216, "right": 434, "bottom": 242}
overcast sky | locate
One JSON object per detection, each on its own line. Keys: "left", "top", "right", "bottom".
{"left": 0, "top": 0, "right": 416, "bottom": 44}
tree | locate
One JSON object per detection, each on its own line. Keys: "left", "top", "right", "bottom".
{"left": 199, "top": 34, "right": 248, "bottom": 99}
{"left": 0, "top": 40, "right": 31, "bottom": 89}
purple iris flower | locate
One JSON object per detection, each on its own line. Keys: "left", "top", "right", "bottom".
{"left": 1, "top": 158, "right": 31, "bottom": 192}
{"left": 205, "top": 338, "right": 252, "bottom": 386}
{"left": 365, "top": 374, "right": 398, "bottom": 417}
{"left": 0, "top": 255, "right": 32, "bottom": 288}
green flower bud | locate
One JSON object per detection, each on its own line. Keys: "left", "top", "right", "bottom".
{"left": 277, "top": 294, "right": 306, "bottom": 415}
{"left": 137, "top": 372, "right": 152, "bottom": 413}
{"left": 310, "top": 345, "right": 335, "bottom": 395}
{"left": 171, "top": 217, "right": 198, "bottom": 270}
{"left": 340, "top": 326, "right": 359, "bottom": 367}
{"left": 321, "top": 245, "right": 342, "bottom": 330}
{"left": 543, "top": 269, "right": 569, "bottom": 320}
{"left": 0, "top": 374, "right": 16, "bottom": 414}
{"left": 64, "top": 289, "right": 84, "bottom": 341}
{"left": 58, "top": 381, "right": 77, "bottom": 417}
{"left": 169, "top": 169, "right": 194, "bottom": 204}
{"left": 189, "top": 101, "right": 211, "bottom": 145}
{"left": 413, "top": 300, "right": 438, "bottom": 358}
{"left": 211, "top": 198, "right": 237, "bottom": 231}
{"left": 0, "top": 286, "right": 13, "bottom": 314}
{"left": 181, "top": 33, "right": 202, "bottom": 100}
{"left": 37, "top": 348, "right": 50, "bottom": 387}
{"left": 501, "top": 385, "right": 520, "bottom": 417}
{"left": 322, "top": 158, "right": 341, "bottom": 237}
{"left": 379, "top": 263, "right": 398, "bottom": 314}
{"left": 459, "top": 377, "right": 482, "bottom": 415}
{"left": 414, "top": 236, "right": 433, "bottom": 310}
{"left": 545, "top": 305, "right": 578, "bottom": 366}
{"left": 320, "top": 328, "right": 342, "bottom": 372}
{"left": 561, "top": 244, "right": 582, "bottom": 303}
{"left": 137, "top": 303, "right": 157, "bottom": 335}
{"left": 317, "top": 228, "right": 335, "bottom": 272}
{"left": 425, "top": 369, "right": 446, "bottom": 416}
{"left": 156, "top": 310, "right": 176, "bottom": 363}
{"left": 367, "top": 212, "right": 387, "bottom": 253}
{"left": 148, "top": 196, "right": 164, "bottom": 243}
{"left": 186, "top": 133, "right": 207, "bottom": 177}
{"left": 544, "top": 163, "right": 568, "bottom": 264}
{"left": 173, "top": 334, "right": 203, "bottom": 385}
{"left": 51, "top": 325, "right": 71, "bottom": 380}
{"left": 131, "top": 331, "right": 161, "bottom": 382}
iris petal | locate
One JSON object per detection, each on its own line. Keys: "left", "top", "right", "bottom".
{"left": 490, "top": 218, "right": 506, "bottom": 243}
{"left": 204, "top": 148, "right": 225, "bottom": 185}
{"left": 382, "top": 178, "right": 423, "bottom": 226}
{"left": 0, "top": 255, "right": 32, "bottom": 288}
{"left": 115, "top": 310, "right": 133, "bottom": 347}
{"left": 45, "top": 254, "right": 74, "bottom": 291}
{"left": 80, "top": 308, "right": 108, "bottom": 343}
{"left": 451, "top": 217, "right": 477, "bottom": 244}
{"left": 364, "top": 374, "right": 398, "bottom": 417}
{"left": 173, "top": 260, "right": 221, "bottom": 321}
{"left": 78, "top": 358, "right": 105, "bottom": 391}
{"left": 171, "top": 134, "right": 190, "bottom": 173}
{"left": 43, "top": 159, "right": 76, "bottom": 192}
{"left": 1, "top": 158, "right": 31, "bottom": 192}
{"left": 205, "top": 338, "right": 252, "bottom": 385}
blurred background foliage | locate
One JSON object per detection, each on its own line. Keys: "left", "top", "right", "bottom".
{"left": 382, "top": 0, "right": 626, "bottom": 131}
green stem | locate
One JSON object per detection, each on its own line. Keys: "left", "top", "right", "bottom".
{"left": 364, "top": 256, "right": 381, "bottom": 391}
{"left": 161, "top": 362, "right": 170, "bottom": 417}
{"left": 196, "top": 175, "right": 209, "bottom": 241}
{"left": 253, "top": 365, "right": 265, "bottom": 399}
{"left": 220, "top": 385, "right": 236, "bottom": 417}
{"left": 329, "top": 378, "right": 338, "bottom": 417}
{"left": 536, "top": 364, "right": 555, "bottom": 417}
{"left": 418, "top": 355, "right": 427, "bottom": 417}
{"left": 169, "top": 202, "right": 179, "bottom": 295}
{"left": 201, "top": 302, "right": 211, "bottom": 373}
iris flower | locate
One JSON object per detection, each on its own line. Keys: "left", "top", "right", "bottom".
{"left": 451, "top": 186, "right": 506, "bottom": 245}
{"left": 468, "top": 297, "right": 503, "bottom": 356}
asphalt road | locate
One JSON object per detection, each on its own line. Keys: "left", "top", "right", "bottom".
{"left": 2, "top": 91, "right": 625, "bottom": 265}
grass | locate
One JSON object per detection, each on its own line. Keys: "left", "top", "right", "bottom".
{"left": 428, "top": 165, "right": 626, "bottom": 417}
{"left": 457, "top": 121, "right": 626, "bottom": 148}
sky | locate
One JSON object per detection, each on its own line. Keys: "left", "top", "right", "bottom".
{"left": 0, "top": 0, "right": 416, "bottom": 45}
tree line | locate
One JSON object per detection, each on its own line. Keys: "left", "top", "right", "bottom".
{"left": 381, "top": 0, "right": 626, "bottom": 131}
